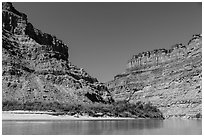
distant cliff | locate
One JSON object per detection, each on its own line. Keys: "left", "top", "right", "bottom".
{"left": 126, "top": 34, "right": 201, "bottom": 72}
{"left": 107, "top": 34, "right": 202, "bottom": 119}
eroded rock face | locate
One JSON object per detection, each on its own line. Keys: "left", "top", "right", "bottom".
{"left": 126, "top": 35, "right": 201, "bottom": 72}
{"left": 106, "top": 35, "right": 202, "bottom": 118}
{"left": 2, "top": 2, "right": 113, "bottom": 105}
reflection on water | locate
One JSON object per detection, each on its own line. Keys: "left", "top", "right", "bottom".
{"left": 2, "top": 119, "right": 202, "bottom": 135}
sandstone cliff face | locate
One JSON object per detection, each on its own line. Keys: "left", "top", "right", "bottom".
{"left": 2, "top": 2, "right": 113, "bottom": 105}
{"left": 106, "top": 35, "right": 202, "bottom": 118}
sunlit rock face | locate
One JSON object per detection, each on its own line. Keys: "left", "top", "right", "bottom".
{"left": 2, "top": 2, "right": 113, "bottom": 105}
{"left": 106, "top": 34, "right": 202, "bottom": 118}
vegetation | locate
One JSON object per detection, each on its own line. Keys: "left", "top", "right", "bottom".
{"left": 195, "top": 113, "right": 202, "bottom": 118}
{"left": 2, "top": 100, "right": 164, "bottom": 119}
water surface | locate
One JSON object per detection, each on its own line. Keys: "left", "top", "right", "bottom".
{"left": 2, "top": 119, "right": 202, "bottom": 135}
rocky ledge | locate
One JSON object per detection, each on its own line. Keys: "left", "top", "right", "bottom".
{"left": 106, "top": 35, "right": 202, "bottom": 119}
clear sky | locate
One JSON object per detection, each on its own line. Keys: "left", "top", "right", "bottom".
{"left": 13, "top": 2, "right": 202, "bottom": 82}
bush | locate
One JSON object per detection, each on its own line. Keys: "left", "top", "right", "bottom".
{"left": 195, "top": 113, "right": 202, "bottom": 118}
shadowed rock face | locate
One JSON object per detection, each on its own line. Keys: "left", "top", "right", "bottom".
{"left": 2, "top": 2, "right": 113, "bottom": 105}
{"left": 2, "top": 2, "right": 68, "bottom": 61}
{"left": 106, "top": 35, "right": 202, "bottom": 118}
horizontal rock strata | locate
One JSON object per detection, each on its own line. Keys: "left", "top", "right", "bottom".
{"left": 2, "top": 2, "right": 113, "bottom": 105}
{"left": 107, "top": 34, "right": 202, "bottom": 118}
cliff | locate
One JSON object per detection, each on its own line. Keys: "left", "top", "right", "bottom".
{"left": 2, "top": 2, "right": 113, "bottom": 105}
{"left": 2, "top": 2, "right": 69, "bottom": 61}
{"left": 126, "top": 35, "right": 201, "bottom": 72}
{"left": 106, "top": 34, "right": 202, "bottom": 118}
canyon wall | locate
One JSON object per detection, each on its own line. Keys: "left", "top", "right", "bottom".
{"left": 126, "top": 35, "right": 201, "bottom": 71}
{"left": 2, "top": 2, "right": 69, "bottom": 61}
{"left": 107, "top": 34, "right": 202, "bottom": 118}
{"left": 2, "top": 2, "right": 113, "bottom": 105}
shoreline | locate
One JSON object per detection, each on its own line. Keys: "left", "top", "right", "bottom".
{"left": 2, "top": 111, "right": 136, "bottom": 121}
{"left": 3, "top": 111, "right": 200, "bottom": 121}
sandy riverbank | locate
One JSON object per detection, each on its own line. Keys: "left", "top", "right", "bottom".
{"left": 2, "top": 111, "right": 135, "bottom": 120}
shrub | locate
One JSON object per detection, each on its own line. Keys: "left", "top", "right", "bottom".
{"left": 195, "top": 113, "right": 202, "bottom": 118}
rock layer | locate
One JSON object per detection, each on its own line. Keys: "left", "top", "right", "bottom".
{"left": 106, "top": 35, "right": 202, "bottom": 118}
{"left": 2, "top": 2, "right": 113, "bottom": 105}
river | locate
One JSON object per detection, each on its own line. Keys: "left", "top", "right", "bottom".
{"left": 2, "top": 119, "right": 202, "bottom": 135}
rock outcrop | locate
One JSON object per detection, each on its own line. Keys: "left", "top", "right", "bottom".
{"left": 106, "top": 34, "right": 202, "bottom": 118}
{"left": 2, "top": 2, "right": 113, "bottom": 105}
{"left": 126, "top": 35, "right": 201, "bottom": 72}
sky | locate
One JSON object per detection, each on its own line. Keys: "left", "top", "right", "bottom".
{"left": 13, "top": 2, "right": 202, "bottom": 82}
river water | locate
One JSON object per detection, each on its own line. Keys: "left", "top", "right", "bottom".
{"left": 2, "top": 119, "right": 202, "bottom": 135}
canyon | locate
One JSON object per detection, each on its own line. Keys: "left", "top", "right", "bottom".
{"left": 2, "top": 2, "right": 201, "bottom": 119}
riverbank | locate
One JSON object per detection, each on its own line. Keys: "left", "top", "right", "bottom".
{"left": 2, "top": 111, "right": 136, "bottom": 121}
